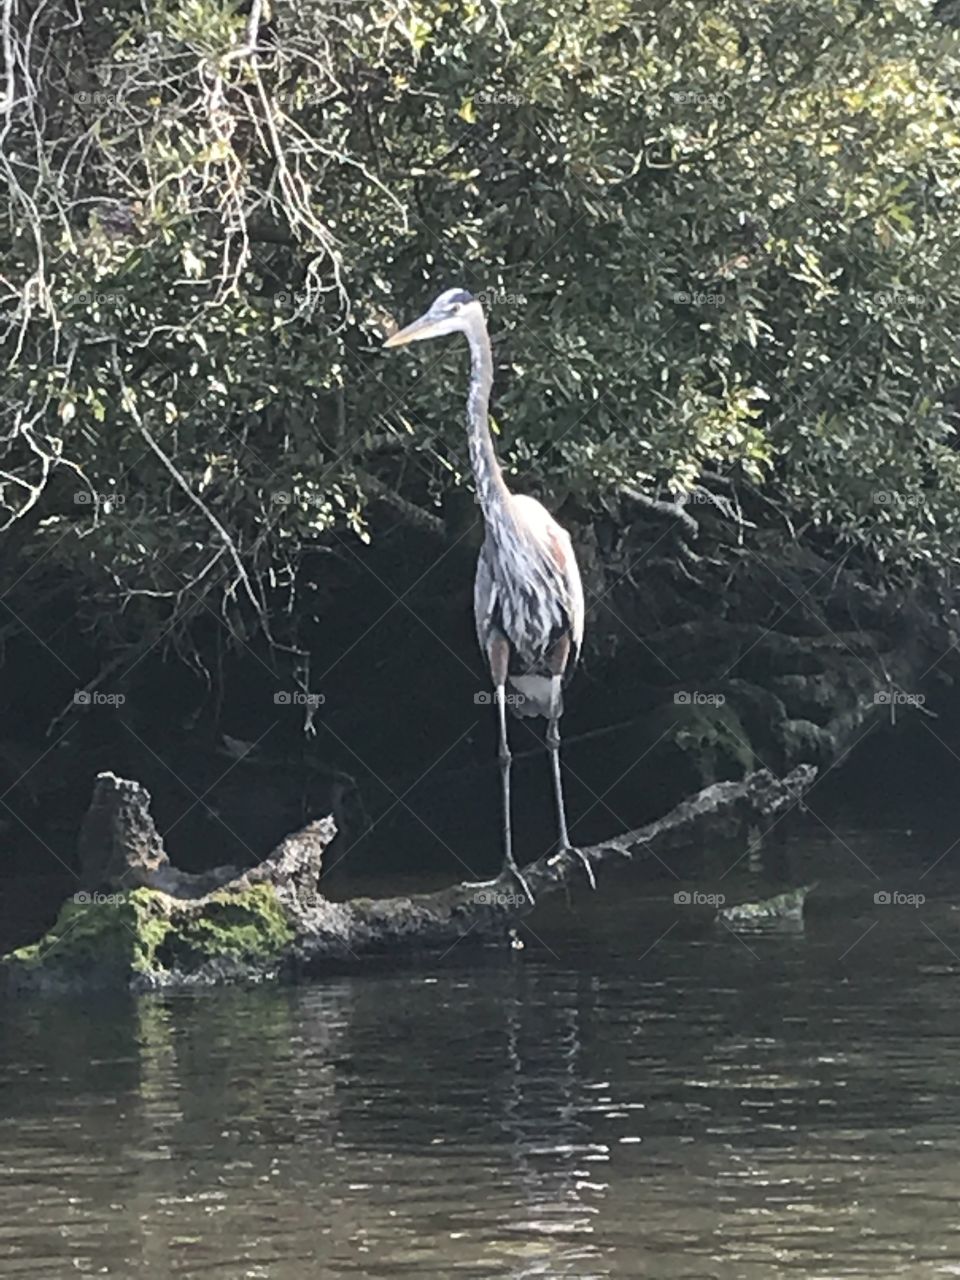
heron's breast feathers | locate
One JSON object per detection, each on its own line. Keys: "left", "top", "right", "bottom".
{"left": 475, "top": 502, "right": 584, "bottom": 673}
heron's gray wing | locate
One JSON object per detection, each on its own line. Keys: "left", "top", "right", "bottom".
{"left": 473, "top": 538, "right": 499, "bottom": 658}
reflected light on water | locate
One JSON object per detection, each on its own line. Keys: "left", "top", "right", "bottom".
{"left": 3, "top": 821, "right": 960, "bottom": 1276}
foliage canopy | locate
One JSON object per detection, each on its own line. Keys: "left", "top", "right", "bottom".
{"left": 3, "top": 0, "right": 960, "bottom": 673}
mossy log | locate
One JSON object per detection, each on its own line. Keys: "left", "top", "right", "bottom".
{"left": 717, "top": 882, "right": 818, "bottom": 928}
{"left": 2, "top": 764, "right": 816, "bottom": 991}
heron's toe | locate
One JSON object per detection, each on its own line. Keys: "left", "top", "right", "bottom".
{"left": 563, "top": 845, "right": 597, "bottom": 891}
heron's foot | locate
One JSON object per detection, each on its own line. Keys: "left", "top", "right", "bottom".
{"left": 502, "top": 856, "right": 535, "bottom": 906}
{"left": 463, "top": 875, "right": 501, "bottom": 890}
{"left": 562, "top": 845, "right": 597, "bottom": 891}
{"left": 464, "top": 865, "right": 535, "bottom": 906}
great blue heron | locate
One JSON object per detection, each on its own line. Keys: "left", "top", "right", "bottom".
{"left": 383, "top": 288, "right": 595, "bottom": 900}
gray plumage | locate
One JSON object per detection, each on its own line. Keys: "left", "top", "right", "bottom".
{"left": 473, "top": 494, "right": 584, "bottom": 718}
{"left": 383, "top": 287, "right": 595, "bottom": 897}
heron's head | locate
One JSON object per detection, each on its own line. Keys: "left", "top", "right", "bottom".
{"left": 382, "top": 288, "right": 481, "bottom": 348}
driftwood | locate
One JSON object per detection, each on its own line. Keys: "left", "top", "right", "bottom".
{"left": 110, "top": 764, "right": 810, "bottom": 955}
{"left": 3, "top": 763, "right": 816, "bottom": 989}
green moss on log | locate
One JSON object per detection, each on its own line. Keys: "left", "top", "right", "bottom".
{"left": 3, "top": 889, "right": 171, "bottom": 982}
{"left": 2, "top": 883, "right": 295, "bottom": 989}
{"left": 157, "top": 885, "right": 295, "bottom": 969}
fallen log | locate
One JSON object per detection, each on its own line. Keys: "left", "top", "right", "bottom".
{"left": 2, "top": 763, "right": 816, "bottom": 991}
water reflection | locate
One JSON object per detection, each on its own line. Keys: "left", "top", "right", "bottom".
{"left": 3, "top": 824, "right": 960, "bottom": 1276}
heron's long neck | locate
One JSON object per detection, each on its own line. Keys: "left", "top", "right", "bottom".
{"left": 465, "top": 319, "right": 507, "bottom": 512}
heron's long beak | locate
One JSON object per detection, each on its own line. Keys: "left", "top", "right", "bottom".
{"left": 382, "top": 311, "right": 442, "bottom": 348}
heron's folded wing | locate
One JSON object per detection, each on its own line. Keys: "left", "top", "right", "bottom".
{"left": 473, "top": 539, "right": 499, "bottom": 657}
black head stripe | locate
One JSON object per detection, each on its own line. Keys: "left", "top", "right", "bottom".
{"left": 447, "top": 289, "right": 474, "bottom": 305}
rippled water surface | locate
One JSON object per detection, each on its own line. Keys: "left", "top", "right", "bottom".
{"left": 3, "top": 819, "right": 960, "bottom": 1278}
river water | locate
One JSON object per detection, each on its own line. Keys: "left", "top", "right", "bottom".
{"left": 2, "top": 814, "right": 960, "bottom": 1278}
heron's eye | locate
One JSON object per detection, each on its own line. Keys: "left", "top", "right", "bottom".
{"left": 451, "top": 303, "right": 463, "bottom": 313}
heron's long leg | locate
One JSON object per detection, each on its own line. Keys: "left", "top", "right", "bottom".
{"left": 547, "top": 676, "right": 596, "bottom": 890}
{"left": 495, "top": 683, "right": 514, "bottom": 865}
{"left": 495, "top": 683, "right": 534, "bottom": 902}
